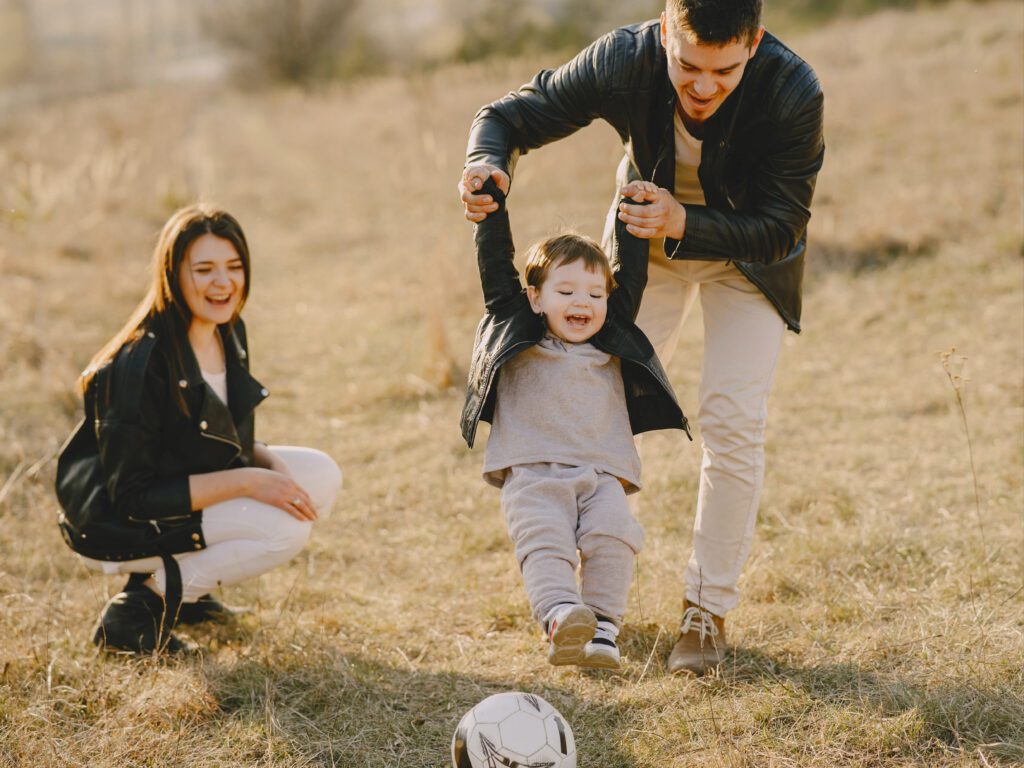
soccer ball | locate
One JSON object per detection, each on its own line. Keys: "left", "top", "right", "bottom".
{"left": 451, "top": 691, "right": 576, "bottom": 768}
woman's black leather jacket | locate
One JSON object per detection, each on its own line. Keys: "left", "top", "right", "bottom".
{"left": 55, "top": 320, "right": 268, "bottom": 560}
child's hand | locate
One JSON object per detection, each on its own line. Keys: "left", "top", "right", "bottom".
{"left": 617, "top": 181, "right": 686, "bottom": 240}
{"left": 620, "top": 180, "right": 661, "bottom": 202}
{"left": 460, "top": 165, "right": 511, "bottom": 222}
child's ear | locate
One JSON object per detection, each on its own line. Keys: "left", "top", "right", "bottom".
{"left": 526, "top": 285, "right": 542, "bottom": 314}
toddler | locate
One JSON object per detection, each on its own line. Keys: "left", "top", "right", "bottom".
{"left": 461, "top": 179, "right": 688, "bottom": 669}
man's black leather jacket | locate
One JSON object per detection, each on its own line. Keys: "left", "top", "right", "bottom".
{"left": 466, "top": 20, "right": 825, "bottom": 331}
{"left": 461, "top": 180, "right": 688, "bottom": 448}
{"left": 55, "top": 320, "right": 268, "bottom": 560}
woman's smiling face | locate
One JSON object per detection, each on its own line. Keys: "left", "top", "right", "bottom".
{"left": 178, "top": 233, "right": 246, "bottom": 330}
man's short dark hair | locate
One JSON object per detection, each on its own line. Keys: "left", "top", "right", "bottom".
{"left": 665, "top": 0, "right": 763, "bottom": 46}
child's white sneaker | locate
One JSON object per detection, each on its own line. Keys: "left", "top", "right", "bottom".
{"left": 544, "top": 603, "right": 596, "bottom": 666}
{"left": 580, "top": 617, "right": 621, "bottom": 670}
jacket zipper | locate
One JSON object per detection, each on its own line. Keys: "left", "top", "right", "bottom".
{"left": 126, "top": 432, "right": 241, "bottom": 527}
{"left": 128, "top": 511, "right": 192, "bottom": 524}
{"left": 199, "top": 430, "right": 242, "bottom": 463}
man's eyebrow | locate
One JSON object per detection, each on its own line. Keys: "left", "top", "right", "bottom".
{"left": 677, "top": 55, "right": 743, "bottom": 72}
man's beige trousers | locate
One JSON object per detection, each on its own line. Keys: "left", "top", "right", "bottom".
{"left": 636, "top": 244, "right": 786, "bottom": 617}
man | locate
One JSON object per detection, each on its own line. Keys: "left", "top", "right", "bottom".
{"left": 459, "top": 0, "right": 824, "bottom": 674}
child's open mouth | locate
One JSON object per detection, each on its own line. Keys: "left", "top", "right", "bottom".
{"left": 566, "top": 314, "right": 590, "bottom": 329}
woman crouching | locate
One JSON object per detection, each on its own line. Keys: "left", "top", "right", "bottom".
{"left": 56, "top": 204, "right": 341, "bottom": 654}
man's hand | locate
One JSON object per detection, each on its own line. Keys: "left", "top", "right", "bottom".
{"left": 459, "top": 165, "right": 511, "bottom": 222}
{"left": 617, "top": 181, "right": 686, "bottom": 240}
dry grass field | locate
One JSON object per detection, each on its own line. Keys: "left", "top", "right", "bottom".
{"left": 1, "top": 2, "right": 1022, "bottom": 766}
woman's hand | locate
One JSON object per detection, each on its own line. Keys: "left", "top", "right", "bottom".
{"left": 243, "top": 467, "right": 318, "bottom": 521}
{"left": 617, "top": 181, "right": 686, "bottom": 240}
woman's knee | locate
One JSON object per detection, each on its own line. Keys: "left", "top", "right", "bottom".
{"left": 272, "top": 446, "right": 342, "bottom": 511}
{"left": 267, "top": 516, "right": 313, "bottom": 558}
{"left": 310, "top": 451, "right": 343, "bottom": 506}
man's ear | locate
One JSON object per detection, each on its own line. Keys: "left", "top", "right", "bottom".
{"left": 748, "top": 25, "right": 766, "bottom": 57}
{"left": 526, "top": 285, "right": 542, "bottom": 314}
{"left": 659, "top": 11, "right": 668, "bottom": 49}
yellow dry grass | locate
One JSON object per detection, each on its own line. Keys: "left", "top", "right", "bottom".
{"left": 1, "top": 2, "right": 1022, "bottom": 766}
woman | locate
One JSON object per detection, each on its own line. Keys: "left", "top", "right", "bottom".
{"left": 56, "top": 204, "right": 342, "bottom": 654}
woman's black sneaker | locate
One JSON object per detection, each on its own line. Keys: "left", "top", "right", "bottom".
{"left": 92, "top": 584, "right": 185, "bottom": 655}
{"left": 178, "top": 594, "right": 245, "bottom": 625}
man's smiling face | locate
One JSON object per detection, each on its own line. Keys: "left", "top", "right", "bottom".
{"left": 661, "top": 12, "right": 764, "bottom": 125}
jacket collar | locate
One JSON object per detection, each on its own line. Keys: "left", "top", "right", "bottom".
{"left": 178, "top": 324, "right": 268, "bottom": 441}
{"left": 651, "top": 64, "right": 677, "bottom": 190}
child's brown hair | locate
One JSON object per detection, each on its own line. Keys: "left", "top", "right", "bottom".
{"left": 523, "top": 233, "right": 616, "bottom": 293}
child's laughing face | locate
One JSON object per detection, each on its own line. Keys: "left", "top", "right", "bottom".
{"left": 527, "top": 258, "right": 609, "bottom": 343}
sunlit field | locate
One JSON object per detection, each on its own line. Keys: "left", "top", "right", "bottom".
{"left": 1, "top": 2, "right": 1022, "bottom": 766}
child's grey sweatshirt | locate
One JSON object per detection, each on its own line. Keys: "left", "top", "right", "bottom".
{"left": 483, "top": 334, "right": 641, "bottom": 492}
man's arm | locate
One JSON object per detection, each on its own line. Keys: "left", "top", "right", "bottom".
{"left": 465, "top": 47, "right": 606, "bottom": 178}
{"left": 670, "top": 78, "right": 825, "bottom": 264}
{"left": 617, "top": 71, "right": 825, "bottom": 265}
{"left": 460, "top": 31, "right": 620, "bottom": 221}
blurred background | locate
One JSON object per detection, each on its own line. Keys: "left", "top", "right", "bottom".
{"left": 0, "top": 2, "right": 1021, "bottom": 766}
{"left": 0, "top": 0, "right": 972, "bottom": 102}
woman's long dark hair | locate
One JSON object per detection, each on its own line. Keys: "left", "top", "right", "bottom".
{"left": 80, "top": 204, "right": 251, "bottom": 414}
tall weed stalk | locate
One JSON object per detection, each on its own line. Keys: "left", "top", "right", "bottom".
{"left": 940, "top": 348, "right": 992, "bottom": 592}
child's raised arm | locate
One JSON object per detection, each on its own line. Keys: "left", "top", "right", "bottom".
{"left": 472, "top": 177, "right": 522, "bottom": 313}
{"left": 607, "top": 181, "right": 654, "bottom": 322}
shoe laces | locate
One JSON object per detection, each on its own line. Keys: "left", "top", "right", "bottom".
{"left": 680, "top": 605, "right": 719, "bottom": 643}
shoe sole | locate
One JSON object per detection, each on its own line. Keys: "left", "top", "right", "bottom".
{"left": 668, "top": 649, "right": 726, "bottom": 676}
{"left": 547, "top": 605, "right": 596, "bottom": 666}
{"left": 578, "top": 649, "right": 621, "bottom": 670}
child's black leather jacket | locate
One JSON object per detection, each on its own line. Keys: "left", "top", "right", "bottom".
{"left": 55, "top": 320, "right": 268, "bottom": 561}
{"left": 460, "top": 180, "right": 689, "bottom": 448}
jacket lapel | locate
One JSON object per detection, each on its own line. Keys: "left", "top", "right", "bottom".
{"left": 180, "top": 325, "right": 266, "bottom": 446}
{"left": 222, "top": 325, "right": 268, "bottom": 425}
{"left": 650, "top": 69, "right": 677, "bottom": 190}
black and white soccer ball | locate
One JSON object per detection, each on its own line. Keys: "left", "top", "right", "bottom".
{"left": 451, "top": 691, "right": 576, "bottom": 768}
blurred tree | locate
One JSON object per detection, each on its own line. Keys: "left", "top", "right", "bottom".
{"left": 451, "top": 0, "right": 969, "bottom": 64}
{"left": 0, "top": 0, "right": 31, "bottom": 85}
{"left": 202, "top": 0, "right": 362, "bottom": 85}
{"left": 454, "top": 0, "right": 607, "bottom": 63}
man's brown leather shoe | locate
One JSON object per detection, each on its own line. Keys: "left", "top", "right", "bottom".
{"left": 668, "top": 601, "right": 726, "bottom": 675}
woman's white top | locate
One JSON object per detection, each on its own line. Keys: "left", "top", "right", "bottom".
{"left": 201, "top": 368, "right": 229, "bottom": 406}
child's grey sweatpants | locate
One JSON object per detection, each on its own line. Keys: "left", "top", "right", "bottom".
{"left": 501, "top": 462, "right": 644, "bottom": 627}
